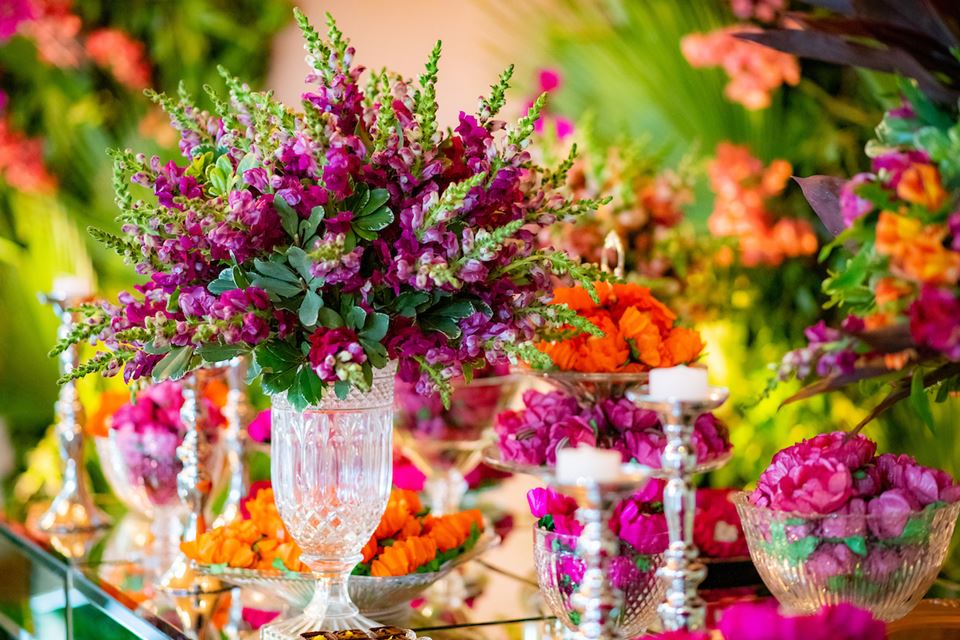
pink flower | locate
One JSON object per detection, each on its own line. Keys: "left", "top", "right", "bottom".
{"left": 307, "top": 327, "right": 366, "bottom": 382}
{"left": 611, "top": 501, "right": 668, "bottom": 554}
{"left": 538, "top": 69, "right": 562, "bottom": 93}
{"left": 820, "top": 498, "right": 867, "bottom": 539}
{"left": 247, "top": 409, "right": 271, "bottom": 443}
{"left": 85, "top": 28, "right": 151, "bottom": 90}
{"left": 872, "top": 149, "right": 929, "bottom": 189}
{"left": 241, "top": 607, "right": 280, "bottom": 630}
{"left": 527, "top": 486, "right": 578, "bottom": 520}
{"left": 863, "top": 547, "right": 900, "bottom": 581}
{"left": 772, "top": 457, "right": 853, "bottom": 515}
{"left": 909, "top": 286, "right": 960, "bottom": 361}
{"left": 695, "top": 488, "right": 748, "bottom": 558}
{"left": 718, "top": 601, "right": 884, "bottom": 640}
{"left": 553, "top": 514, "right": 584, "bottom": 536}
{"left": 545, "top": 416, "right": 596, "bottom": 464}
{"left": 807, "top": 542, "right": 858, "bottom": 581}
{"left": 840, "top": 173, "right": 875, "bottom": 227}
{"left": 804, "top": 431, "right": 876, "bottom": 471}
{"left": 0, "top": 0, "right": 34, "bottom": 40}
{"left": 867, "top": 489, "right": 915, "bottom": 539}
{"left": 852, "top": 464, "right": 881, "bottom": 499}
{"left": 640, "top": 631, "right": 710, "bottom": 640}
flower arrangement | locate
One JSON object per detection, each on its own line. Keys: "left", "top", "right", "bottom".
{"left": 495, "top": 389, "right": 730, "bottom": 468}
{"left": 779, "top": 86, "right": 960, "bottom": 425}
{"left": 184, "top": 485, "right": 485, "bottom": 578}
{"left": 354, "top": 489, "right": 484, "bottom": 577}
{"left": 529, "top": 484, "right": 667, "bottom": 627}
{"left": 639, "top": 601, "right": 884, "bottom": 640}
{"left": 52, "top": 9, "right": 604, "bottom": 409}
{"left": 743, "top": 432, "right": 960, "bottom": 598}
{"left": 537, "top": 282, "right": 704, "bottom": 373}
{"left": 181, "top": 484, "right": 307, "bottom": 572}
{"left": 109, "top": 380, "right": 225, "bottom": 507}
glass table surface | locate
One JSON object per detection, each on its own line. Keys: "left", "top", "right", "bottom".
{"left": 1, "top": 475, "right": 959, "bottom": 639}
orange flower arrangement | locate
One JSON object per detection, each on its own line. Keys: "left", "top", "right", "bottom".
{"left": 539, "top": 282, "right": 704, "bottom": 373}
{"left": 181, "top": 486, "right": 307, "bottom": 572}
{"left": 182, "top": 486, "right": 485, "bottom": 578}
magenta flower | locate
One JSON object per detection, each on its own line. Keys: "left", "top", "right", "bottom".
{"left": 840, "top": 173, "right": 875, "bottom": 227}
{"left": 717, "top": 600, "right": 884, "bottom": 640}
{"left": 0, "top": 0, "right": 34, "bottom": 40}
{"left": 819, "top": 497, "right": 867, "bottom": 538}
{"left": 804, "top": 431, "right": 876, "bottom": 471}
{"left": 545, "top": 416, "right": 597, "bottom": 464}
{"left": 867, "top": 489, "right": 915, "bottom": 539}
{"left": 247, "top": 409, "right": 271, "bottom": 443}
{"left": 872, "top": 149, "right": 929, "bottom": 188}
{"left": 527, "top": 487, "right": 578, "bottom": 520}
{"left": 307, "top": 327, "right": 366, "bottom": 383}
{"left": 909, "top": 286, "right": 960, "bottom": 360}
{"left": 772, "top": 457, "right": 853, "bottom": 515}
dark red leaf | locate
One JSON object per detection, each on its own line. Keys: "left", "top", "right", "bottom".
{"left": 793, "top": 175, "right": 846, "bottom": 236}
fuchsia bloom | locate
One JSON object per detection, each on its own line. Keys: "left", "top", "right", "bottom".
{"left": 839, "top": 173, "right": 875, "bottom": 228}
{"left": 495, "top": 388, "right": 730, "bottom": 468}
{"left": 307, "top": 327, "right": 366, "bottom": 383}
{"left": 0, "top": 0, "right": 34, "bottom": 40}
{"left": 712, "top": 601, "right": 884, "bottom": 640}
{"left": 909, "top": 286, "right": 960, "bottom": 361}
{"left": 247, "top": 409, "right": 271, "bottom": 443}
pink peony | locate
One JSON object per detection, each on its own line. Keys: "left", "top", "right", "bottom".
{"left": 840, "top": 173, "right": 875, "bottom": 227}
{"left": 867, "top": 489, "right": 915, "bottom": 539}
{"left": 718, "top": 601, "right": 884, "bottom": 640}
{"left": 803, "top": 431, "right": 876, "bottom": 471}
{"left": 545, "top": 416, "right": 596, "bottom": 464}
{"left": 611, "top": 502, "right": 668, "bottom": 554}
{"left": 851, "top": 464, "right": 881, "bottom": 499}
{"left": 806, "top": 542, "right": 858, "bottom": 581}
{"left": 772, "top": 457, "right": 853, "bottom": 515}
{"left": 819, "top": 497, "right": 867, "bottom": 539}
{"left": 863, "top": 546, "right": 900, "bottom": 582}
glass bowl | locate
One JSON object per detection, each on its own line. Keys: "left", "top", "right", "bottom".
{"left": 532, "top": 526, "right": 665, "bottom": 636}
{"left": 196, "top": 531, "right": 499, "bottom": 620}
{"left": 394, "top": 374, "right": 519, "bottom": 514}
{"left": 734, "top": 492, "right": 960, "bottom": 621}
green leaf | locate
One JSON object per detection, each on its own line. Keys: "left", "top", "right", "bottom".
{"left": 353, "top": 206, "right": 394, "bottom": 232}
{"left": 274, "top": 197, "right": 301, "bottom": 239}
{"left": 142, "top": 340, "right": 171, "bottom": 356}
{"left": 391, "top": 291, "right": 430, "bottom": 318}
{"left": 299, "top": 206, "right": 325, "bottom": 242}
{"left": 352, "top": 224, "right": 378, "bottom": 242}
{"left": 207, "top": 267, "right": 238, "bottom": 294}
{"left": 346, "top": 306, "right": 367, "bottom": 331}
{"left": 420, "top": 315, "right": 461, "bottom": 339}
{"left": 842, "top": 535, "right": 867, "bottom": 557}
{"left": 152, "top": 346, "right": 195, "bottom": 382}
{"left": 196, "top": 344, "right": 247, "bottom": 363}
{"left": 286, "top": 246, "right": 314, "bottom": 281}
{"left": 360, "top": 338, "right": 388, "bottom": 368}
{"left": 299, "top": 289, "right": 323, "bottom": 327}
{"left": 236, "top": 152, "right": 258, "bottom": 177}
{"left": 461, "top": 361, "right": 474, "bottom": 384}
{"left": 361, "top": 189, "right": 390, "bottom": 215}
{"left": 360, "top": 312, "right": 389, "bottom": 342}
{"left": 334, "top": 380, "right": 351, "bottom": 400}
{"left": 253, "top": 340, "right": 301, "bottom": 372}
{"left": 254, "top": 259, "right": 299, "bottom": 283}
{"left": 317, "top": 307, "right": 345, "bottom": 328}
{"left": 250, "top": 276, "right": 303, "bottom": 299}
{"left": 910, "top": 368, "right": 936, "bottom": 433}
{"left": 262, "top": 367, "right": 298, "bottom": 395}
{"left": 233, "top": 265, "right": 250, "bottom": 289}
{"left": 297, "top": 366, "right": 323, "bottom": 405}
{"left": 166, "top": 286, "right": 181, "bottom": 313}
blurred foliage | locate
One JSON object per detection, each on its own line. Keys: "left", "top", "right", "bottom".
{"left": 0, "top": 0, "right": 290, "bottom": 480}
{"left": 488, "top": 0, "right": 946, "bottom": 489}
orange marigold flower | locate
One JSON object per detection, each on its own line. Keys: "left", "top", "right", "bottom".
{"left": 883, "top": 350, "right": 914, "bottom": 371}
{"left": 897, "top": 163, "right": 946, "bottom": 211}
{"left": 876, "top": 212, "right": 960, "bottom": 285}
{"left": 661, "top": 327, "right": 705, "bottom": 367}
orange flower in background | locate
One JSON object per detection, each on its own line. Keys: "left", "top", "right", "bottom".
{"left": 897, "top": 163, "right": 946, "bottom": 211}
{"left": 539, "top": 283, "right": 704, "bottom": 373}
{"left": 876, "top": 212, "right": 960, "bottom": 285}
{"left": 875, "top": 277, "right": 912, "bottom": 306}
{"left": 85, "top": 390, "right": 128, "bottom": 438}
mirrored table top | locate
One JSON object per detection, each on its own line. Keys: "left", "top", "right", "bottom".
{"left": 2, "top": 475, "right": 959, "bottom": 639}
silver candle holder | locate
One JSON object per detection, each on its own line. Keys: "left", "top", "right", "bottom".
{"left": 626, "top": 386, "right": 728, "bottom": 631}
{"left": 212, "top": 356, "right": 253, "bottom": 527}
{"left": 37, "top": 290, "right": 111, "bottom": 535}
{"left": 160, "top": 367, "right": 227, "bottom": 597}
{"left": 551, "top": 464, "right": 652, "bottom": 640}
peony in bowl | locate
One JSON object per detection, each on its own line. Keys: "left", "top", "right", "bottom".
{"left": 532, "top": 526, "right": 665, "bottom": 636}
{"left": 734, "top": 491, "right": 960, "bottom": 621}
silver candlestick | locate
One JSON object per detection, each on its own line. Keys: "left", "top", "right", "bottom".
{"left": 160, "top": 367, "right": 226, "bottom": 598}
{"left": 212, "top": 356, "right": 253, "bottom": 527}
{"left": 37, "top": 290, "right": 111, "bottom": 534}
{"left": 552, "top": 464, "right": 652, "bottom": 640}
{"left": 626, "top": 386, "right": 728, "bottom": 631}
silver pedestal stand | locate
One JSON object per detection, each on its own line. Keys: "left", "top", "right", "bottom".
{"left": 37, "top": 291, "right": 111, "bottom": 535}
{"left": 626, "top": 386, "right": 728, "bottom": 631}
{"left": 212, "top": 356, "right": 253, "bottom": 527}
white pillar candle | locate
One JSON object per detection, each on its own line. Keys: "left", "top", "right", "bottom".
{"left": 649, "top": 365, "right": 709, "bottom": 401}
{"left": 52, "top": 274, "right": 94, "bottom": 300}
{"left": 555, "top": 446, "right": 622, "bottom": 484}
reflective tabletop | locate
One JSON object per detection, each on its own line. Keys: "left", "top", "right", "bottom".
{"left": 2, "top": 475, "right": 959, "bottom": 639}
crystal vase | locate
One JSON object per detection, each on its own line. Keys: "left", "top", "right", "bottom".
{"left": 262, "top": 363, "right": 396, "bottom": 639}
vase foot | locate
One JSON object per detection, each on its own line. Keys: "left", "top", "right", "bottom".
{"left": 260, "top": 611, "right": 384, "bottom": 639}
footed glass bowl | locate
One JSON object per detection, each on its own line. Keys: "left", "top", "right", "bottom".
{"left": 197, "top": 531, "right": 499, "bottom": 620}
{"left": 532, "top": 526, "right": 665, "bottom": 636}
{"left": 734, "top": 492, "right": 960, "bottom": 621}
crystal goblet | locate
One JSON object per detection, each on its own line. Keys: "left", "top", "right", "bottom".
{"left": 263, "top": 364, "right": 396, "bottom": 639}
